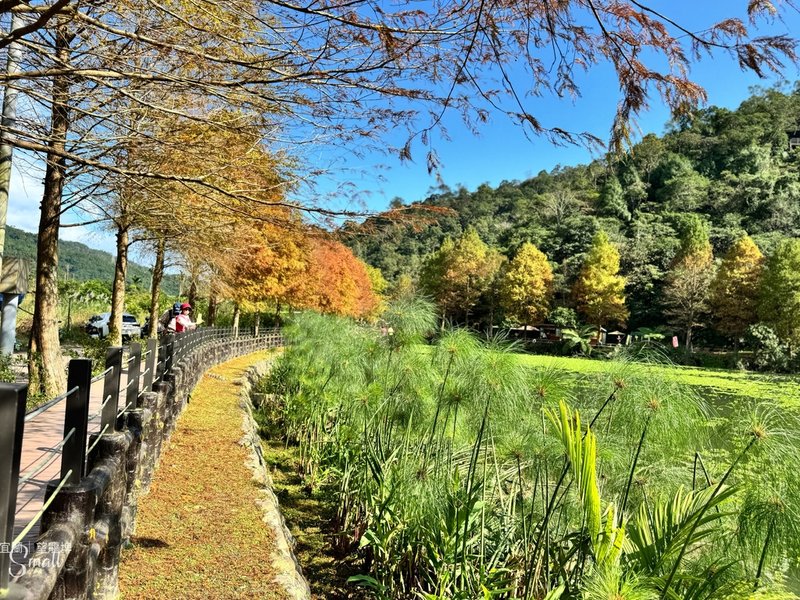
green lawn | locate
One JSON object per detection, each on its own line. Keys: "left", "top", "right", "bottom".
{"left": 515, "top": 352, "right": 800, "bottom": 407}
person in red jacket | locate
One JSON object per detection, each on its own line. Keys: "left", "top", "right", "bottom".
{"left": 168, "top": 302, "right": 196, "bottom": 333}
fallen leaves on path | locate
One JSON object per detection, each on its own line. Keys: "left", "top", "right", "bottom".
{"left": 119, "top": 350, "right": 285, "bottom": 600}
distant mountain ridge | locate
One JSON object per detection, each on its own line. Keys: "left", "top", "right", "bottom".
{"left": 5, "top": 226, "right": 179, "bottom": 294}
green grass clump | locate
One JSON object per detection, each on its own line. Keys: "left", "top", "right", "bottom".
{"left": 262, "top": 305, "right": 800, "bottom": 600}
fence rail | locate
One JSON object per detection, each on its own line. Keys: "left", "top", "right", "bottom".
{"left": 0, "top": 326, "right": 283, "bottom": 598}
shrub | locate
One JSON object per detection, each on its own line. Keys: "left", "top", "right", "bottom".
{"left": 748, "top": 323, "right": 795, "bottom": 373}
{"left": 667, "top": 347, "right": 740, "bottom": 370}
{"left": 81, "top": 336, "right": 113, "bottom": 375}
{"left": 548, "top": 306, "right": 578, "bottom": 329}
{"left": 0, "top": 352, "right": 15, "bottom": 383}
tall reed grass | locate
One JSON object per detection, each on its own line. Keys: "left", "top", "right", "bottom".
{"left": 262, "top": 300, "right": 800, "bottom": 599}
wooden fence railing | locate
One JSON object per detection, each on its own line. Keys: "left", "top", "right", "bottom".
{"left": 0, "top": 326, "right": 283, "bottom": 600}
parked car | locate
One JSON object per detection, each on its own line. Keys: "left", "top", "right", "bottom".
{"left": 85, "top": 312, "right": 142, "bottom": 340}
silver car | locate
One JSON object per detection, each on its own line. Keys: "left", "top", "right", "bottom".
{"left": 86, "top": 312, "right": 142, "bottom": 340}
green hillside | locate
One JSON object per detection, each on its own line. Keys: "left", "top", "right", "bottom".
{"left": 5, "top": 226, "right": 179, "bottom": 294}
{"left": 344, "top": 84, "right": 800, "bottom": 333}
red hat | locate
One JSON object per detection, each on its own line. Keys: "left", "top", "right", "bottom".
{"left": 180, "top": 302, "right": 192, "bottom": 310}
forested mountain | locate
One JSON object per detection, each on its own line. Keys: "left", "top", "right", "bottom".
{"left": 5, "top": 226, "right": 180, "bottom": 294}
{"left": 343, "top": 85, "right": 800, "bottom": 331}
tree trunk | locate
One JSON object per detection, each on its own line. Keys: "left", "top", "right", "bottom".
{"left": 148, "top": 237, "right": 165, "bottom": 339}
{"left": 232, "top": 303, "right": 240, "bottom": 335}
{"left": 29, "top": 20, "right": 70, "bottom": 397}
{"left": 206, "top": 283, "right": 218, "bottom": 326}
{"left": 187, "top": 277, "right": 197, "bottom": 310}
{"left": 108, "top": 225, "right": 129, "bottom": 346}
{"left": 686, "top": 326, "right": 693, "bottom": 352}
{"left": 254, "top": 311, "right": 260, "bottom": 336}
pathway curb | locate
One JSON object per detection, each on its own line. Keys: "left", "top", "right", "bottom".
{"left": 238, "top": 358, "right": 311, "bottom": 600}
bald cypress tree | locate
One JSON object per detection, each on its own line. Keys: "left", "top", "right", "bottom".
{"left": 420, "top": 228, "right": 502, "bottom": 325}
{"left": 710, "top": 235, "right": 765, "bottom": 346}
{"left": 664, "top": 216, "right": 715, "bottom": 350}
{"left": 573, "top": 231, "right": 628, "bottom": 332}
{"left": 500, "top": 242, "right": 554, "bottom": 328}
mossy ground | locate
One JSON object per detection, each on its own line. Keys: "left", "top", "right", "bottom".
{"left": 119, "top": 350, "right": 285, "bottom": 600}
{"left": 262, "top": 439, "right": 367, "bottom": 600}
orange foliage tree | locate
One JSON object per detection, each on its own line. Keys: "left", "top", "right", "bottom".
{"left": 298, "top": 238, "right": 379, "bottom": 319}
{"left": 140, "top": 115, "right": 305, "bottom": 326}
{"left": 211, "top": 217, "right": 309, "bottom": 317}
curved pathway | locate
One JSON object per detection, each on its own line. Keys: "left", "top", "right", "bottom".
{"left": 119, "top": 350, "right": 286, "bottom": 599}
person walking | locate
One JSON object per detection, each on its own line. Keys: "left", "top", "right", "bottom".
{"left": 168, "top": 302, "right": 196, "bottom": 333}
{"left": 155, "top": 302, "right": 182, "bottom": 335}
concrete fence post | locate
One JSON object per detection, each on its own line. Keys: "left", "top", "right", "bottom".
{"left": 36, "top": 481, "right": 96, "bottom": 600}
{"left": 87, "top": 432, "right": 131, "bottom": 600}
{"left": 137, "top": 391, "right": 160, "bottom": 492}
{"left": 121, "top": 409, "right": 146, "bottom": 544}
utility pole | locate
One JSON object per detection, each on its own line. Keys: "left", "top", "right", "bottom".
{"left": 0, "top": 11, "right": 26, "bottom": 355}
{"left": 0, "top": 11, "right": 25, "bottom": 270}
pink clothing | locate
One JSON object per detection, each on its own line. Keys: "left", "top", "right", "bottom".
{"left": 175, "top": 313, "right": 194, "bottom": 332}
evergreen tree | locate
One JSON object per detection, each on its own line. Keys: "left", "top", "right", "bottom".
{"left": 573, "top": 231, "right": 628, "bottom": 330}
{"left": 710, "top": 235, "right": 765, "bottom": 343}
{"left": 674, "top": 214, "right": 713, "bottom": 264}
{"left": 664, "top": 217, "right": 715, "bottom": 350}
{"left": 597, "top": 177, "right": 631, "bottom": 221}
{"left": 499, "top": 243, "right": 554, "bottom": 327}
{"left": 759, "top": 238, "right": 800, "bottom": 353}
{"left": 654, "top": 154, "right": 710, "bottom": 212}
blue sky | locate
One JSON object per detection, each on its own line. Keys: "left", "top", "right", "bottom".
{"left": 8, "top": 1, "right": 800, "bottom": 253}
{"left": 305, "top": 2, "right": 800, "bottom": 218}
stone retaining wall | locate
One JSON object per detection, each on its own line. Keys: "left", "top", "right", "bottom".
{"left": 238, "top": 359, "right": 311, "bottom": 600}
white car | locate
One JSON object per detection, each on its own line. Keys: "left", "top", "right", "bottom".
{"left": 86, "top": 312, "right": 142, "bottom": 340}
